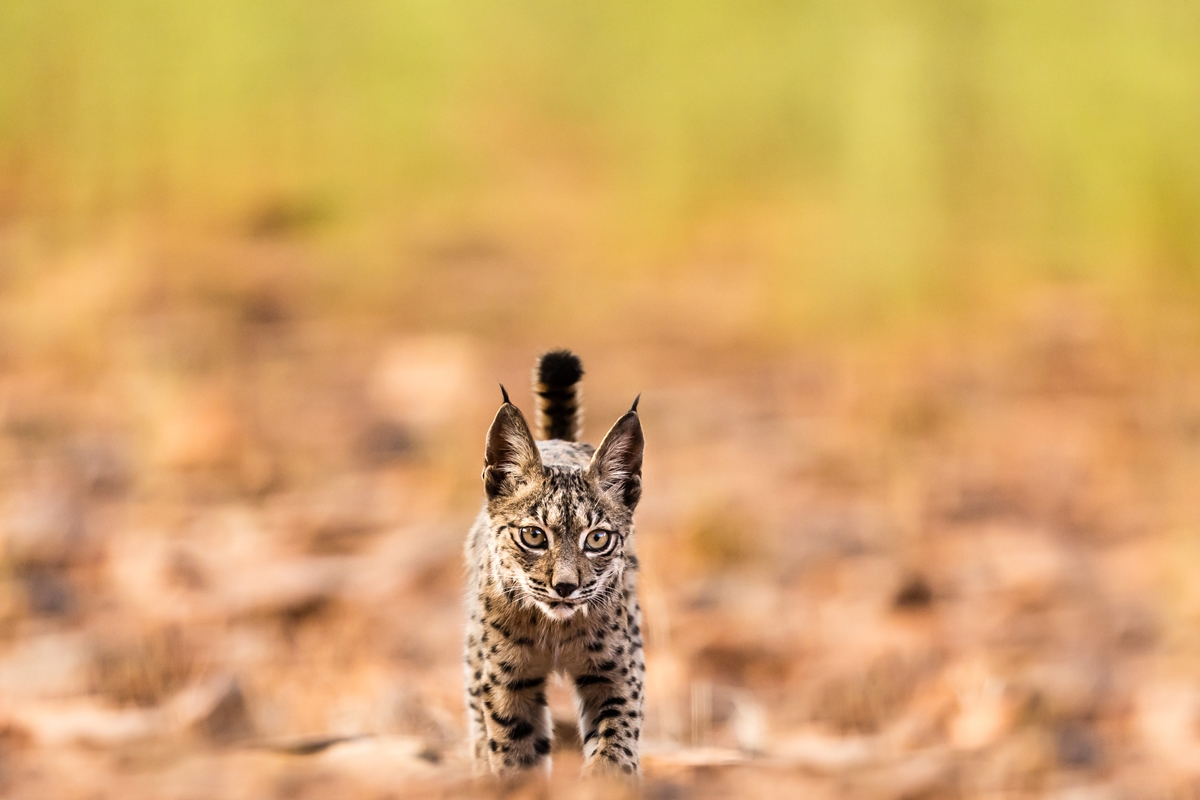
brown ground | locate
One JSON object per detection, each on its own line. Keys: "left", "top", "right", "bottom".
{"left": 2, "top": 234, "right": 1200, "bottom": 799}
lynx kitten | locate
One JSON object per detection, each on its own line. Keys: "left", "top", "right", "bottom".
{"left": 463, "top": 350, "right": 645, "bottom": 777}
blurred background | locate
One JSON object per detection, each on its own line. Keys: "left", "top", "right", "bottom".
{"left": 2, "top": 2, "right": 1200, "bottom": 797}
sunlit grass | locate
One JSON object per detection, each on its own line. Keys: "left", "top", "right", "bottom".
{"left": 1, "top": 0, "right": 1198, "bottom": 329}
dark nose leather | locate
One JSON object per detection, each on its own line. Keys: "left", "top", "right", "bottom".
{"left": 552, "top": 582, "right": 578, "bottom": 599}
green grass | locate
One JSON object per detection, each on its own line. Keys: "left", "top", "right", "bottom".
{"left": 1, "top": 0, "right": 1199, "bottom": 323}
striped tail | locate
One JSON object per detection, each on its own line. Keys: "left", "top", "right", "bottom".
{"left": 534, "top": 350, "right": 584, "bottom": 441}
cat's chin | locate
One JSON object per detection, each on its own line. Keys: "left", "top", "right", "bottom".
{"left": 532, "top": 598, "right": 584, "bottom": 620}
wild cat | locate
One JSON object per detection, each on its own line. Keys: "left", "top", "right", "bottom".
{"left": 463, "top": 350, "right": 645, "bottom": 778}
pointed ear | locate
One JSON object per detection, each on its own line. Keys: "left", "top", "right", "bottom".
{"left": 587, "top": 409, "right": 644, "bottom": 509}
{"left": 483, "top": 403, "right": 543, "bottom": 499}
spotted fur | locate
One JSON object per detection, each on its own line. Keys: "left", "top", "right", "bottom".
{"left": 464, "top": 351, "right": 645, "bottom": 778}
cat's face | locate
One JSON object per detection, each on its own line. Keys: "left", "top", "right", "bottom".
{"left": 482, "top": 403, "right": 643, "bottom": 621}
{"left": 488, "top": 467, "right": 631, "bottom": 619}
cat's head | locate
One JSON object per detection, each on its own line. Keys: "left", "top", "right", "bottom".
{"left": 481, "top": 396, "right": 643, "bottom": 621}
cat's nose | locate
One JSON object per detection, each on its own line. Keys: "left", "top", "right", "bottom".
{"left": 552, "top": 581, "right": 578, "bottom": 599}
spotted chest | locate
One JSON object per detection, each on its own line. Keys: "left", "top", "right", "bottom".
{"left": 463, "top": 537, "right": 645, "bottom": 776}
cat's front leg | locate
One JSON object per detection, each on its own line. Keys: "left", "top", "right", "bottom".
{"left": 479, "top": 653, "right": 553, "bottom": 776}
{"left": 573, "top": 623, "right": 644, "bottom": 777}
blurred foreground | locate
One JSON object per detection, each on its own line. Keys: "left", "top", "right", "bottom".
{"left": 2, "top": 243, "right": 1200, "bottom": 798}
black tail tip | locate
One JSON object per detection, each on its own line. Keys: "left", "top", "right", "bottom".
{"left": 537, "top": 349, "right": 584, "bottom": 388}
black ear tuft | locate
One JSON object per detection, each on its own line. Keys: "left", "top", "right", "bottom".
{"left": 587, "top": 410, "right": 644, "bottom": 509}
{"left": 483, "top": 403, "right": 542, "bottom": 499}
{"left": 629, "top": 394, "right": 641, "bottom": 413}
{"left": 500, "top": 383, "right": 511, "bottom": 404}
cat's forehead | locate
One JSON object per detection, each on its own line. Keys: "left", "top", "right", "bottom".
{"left": 526, "top": 467, "right": 597, "bottom": 527}
{"left": 535, "top": 439, "right": 594, "bottom": 468}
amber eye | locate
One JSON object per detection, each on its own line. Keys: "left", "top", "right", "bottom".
{"left": 518, "top": 526, "right": 548, "bottom": 549}
{"left": 583, "top": 529, "right": 613, "bottom": 553}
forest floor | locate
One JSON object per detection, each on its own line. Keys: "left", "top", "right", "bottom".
{"left": 2, "top": 233, "right": 1200, "bottom": 799}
